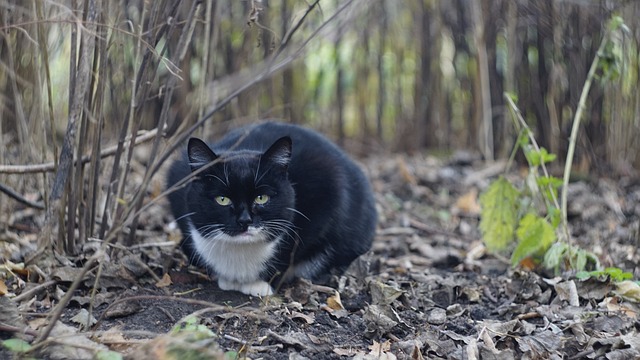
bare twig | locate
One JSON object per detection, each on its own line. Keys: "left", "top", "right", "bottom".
{"left": 0, "top": 129, "right": 160, "bottom": 174}
{"left": 125, "top": 0, "right": 202, "bottom": 246}
{"left": 12, "top": 280, "right": 58, "bottom": 303}
{"left": 0, "top": 183, "right": 44, "bottom": 209}
{"left": 0, "top": 322, "right": 39, "bottom": 338}
{"left": 34, "top": 249, "right": 102, "bottom": 344}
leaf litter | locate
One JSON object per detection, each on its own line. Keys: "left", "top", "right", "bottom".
{"left": 1, "top": 151, "right": 640, "bottom": 359}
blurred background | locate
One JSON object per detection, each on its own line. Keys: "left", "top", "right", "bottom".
{"left": 0, "top": 0, "right": 639, "bottom": 252}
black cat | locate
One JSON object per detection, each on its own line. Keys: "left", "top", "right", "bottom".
{"left": 166, "top": 122, "right": 376, "bottom": 295}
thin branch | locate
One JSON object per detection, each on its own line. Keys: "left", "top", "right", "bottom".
{"left": 0, "top": 129, "right": 160, "bottom": 174}
{"left": 33, "top": 250, "right": 102, "bottom": 344}
{"left": 0, "top": 183, "right": 45, "bottom": 209}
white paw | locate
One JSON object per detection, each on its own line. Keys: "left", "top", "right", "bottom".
{"left": 217, "top": 278, "right": 274, "bottom": 296}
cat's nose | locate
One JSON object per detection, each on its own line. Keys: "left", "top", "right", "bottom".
{"left": 237, "top": 209, "right": 252, "bottom": 228}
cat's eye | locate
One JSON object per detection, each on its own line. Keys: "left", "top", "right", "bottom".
{"left": 215, "top": 196, "right": 231, "bottom": 206}
{"left": 254, "top": 195, "right": 270, "bottom": 205}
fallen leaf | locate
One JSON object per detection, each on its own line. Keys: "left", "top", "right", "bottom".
{"left": 363, "top": 305, "right": 398, "bottom": 335}
{"left": 0, "top": 280, "right": 7, "bottom": 295}
{"left": 128, "top": 327, "right": 226, "bottom": 360}
{"left": 333, "top": 347, "right": 361, "bottom": 356}
{"left": 70, "top": 308, "right": 97, "bottom": 328}
{"left": 369, "top": 339, "right": 392, "bottom": 353}
{"left": 410, "top": 344, "right": 424, "bottom": 360}
{"left": 327, "top": 290, "right": 345, "bottom": 311}
{"left": 397, "top": 156, "right": 417, "bottom": 185}
{"left": 291, "top": 311, "right": 315, "bottom": 325}
{"left": 554, "top": 280, "right": 579, "bottom": 306}
{"left": 44, "top": 322, "right": 110, "bottom": 360}
{"left": 601, "top": 297, "right": 638, "bottom": 319}
{"left": 615, "top": 280, "right": 640, "bottom": 302}
{"left": 369, "top": 281, "right": 403, "bottom": 306}
{"left": 155, "top": 273, "right": 173, "bottom": 288}
{"left": 356, "top": 340, "right": 396, "bottom": 360}
{"left": 51, "top": 266, "right": 86, "bottom": 282}
{"left": 454, "top": 188, "right": 481, "bottom": 215}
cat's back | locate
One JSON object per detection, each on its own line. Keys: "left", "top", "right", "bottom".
{"left": 214, "top": 122, "right": 345, "bottom": 158}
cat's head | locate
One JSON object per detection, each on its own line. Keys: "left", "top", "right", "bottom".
{"left": 185, "top": 137, "right": 296, "bottom": 244}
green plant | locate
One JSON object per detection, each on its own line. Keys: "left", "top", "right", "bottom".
{"left": 575, "top": 267, "right": 633, "bottom": 282}
{"left": 479, "top": 16, "right": 630, "bottom": 276}
{"left": 1, "top": 338, "right": 34, "bottom": 359}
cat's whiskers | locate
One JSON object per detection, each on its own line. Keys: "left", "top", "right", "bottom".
{"left": 223, "top": 161, "right": 231, "bottom": 187}
{"left": 195, "top": 223, "right": 225, "bottom": 239}
{"left": 205, "top": 174, "right": 228, "bottom": 187}
{"left": 254, "top": 157, "right": 262, "bottom": 184}
{"left": 173, "top": 212, "right": 196, "bottom": 223}
{"left": 264, "top": 219, "right": 297, "bottom": 233}
{"left": 286, "top": 207, "right": 310, "bottom": 221}
{"left": 262, "top": 219, "right": 301, "bottom": 245}
{"left": 254, "top": 168, "right": 270, "bottom": 185}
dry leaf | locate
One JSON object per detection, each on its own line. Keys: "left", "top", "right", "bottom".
{"left": 291, "top": 311, "right": 315, "bottom": 325}
{"left": 327, "top": 291, "right": 345, "bottom": 311}
{"left": 602, "top": 296, "right": 638, "bottom": 319}
{"left": 155, "top": 273, "right": 173, "bottom": 288}
{"left": 44, "top": 322, "right": 110, "bottom": 360}
{"left": 397, "top": 156, "right": 417, "bottom": 185}
{"left": 369, "top": 340, "right": 392, "bottom": 353}
{"left": 615, "top": 280, "right": 640, "bottom": 302}
{"left": 369, "top": 281, "right": 403, "bottom": 306}
{"left": 367, "top": 340, "right": 397, "bottom": 360}
{"left": 0, "top": 280, "right": 8, "bottom": 295}
{"left": 333, "top": 347, "right": 361, "bottom": 356}
{"left": 410, "top": 344, "right": 424, "bottom": 360}
{"left": 70, "top": 308, "right": 97, "bottom": 328}
{"left": 555, "top": 281, "right": 579, "bottom": 307}
{"left": 454, "top": 188, "right": 481, "bottom": 215}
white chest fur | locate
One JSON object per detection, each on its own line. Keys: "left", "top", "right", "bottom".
{"left": 189, "top": 223, "right": 278, "bottom": 296}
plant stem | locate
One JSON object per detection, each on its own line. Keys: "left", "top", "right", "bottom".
{"left": 560, "top": 31, "right": 610, "bottom": 242}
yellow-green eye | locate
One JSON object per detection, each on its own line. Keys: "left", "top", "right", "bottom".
{"left": 254, "top": 195, "right": 270, "bottom": 205}
{"left": 215, "top": 196, "right": 231, "bottom": 206}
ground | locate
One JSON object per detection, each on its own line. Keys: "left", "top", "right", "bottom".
{"left": 1, "top": 151, "right": 640, "bottom": 359}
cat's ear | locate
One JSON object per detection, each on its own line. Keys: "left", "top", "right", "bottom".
{"left": 188, "top": 138, "right": 218, "bottom": 172}
{"left": 263, "top": 136, "right": 292, "bottom": 168}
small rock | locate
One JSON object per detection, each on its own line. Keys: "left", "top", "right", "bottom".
{"left": 428, "top": 307, "right": 447, "bottom": 325}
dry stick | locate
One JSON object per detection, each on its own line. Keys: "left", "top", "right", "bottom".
{"left": 0, "top": 183, "right": 45, "bottom": 209}
{"left": 34, "top": 250, "right": 101, "bottom": 344}
{"left": 0, "top": 131, "right": 159, "bottom": 174}
{"left": 102, "top": 0, "right": 182, "bottom": 241}
{"left": 12, "top": 280, "right": 58, "bottom": 303}
{"left": 126, "top": 0, "right": 202, "bottom": 246}
{"left": 0, "top": 322, "right": 39, "bottom": 338}
{"left": 199, "top": 0, "right": 215, "bottom": 135}
{"left": 0, "top": 18, "right": 30, "bottom": 151}
{"left": 87, "top": 14, "right": 110, "bottom": 238}
{"left": 97, "top": 0, "right": 149, "bottom": 241}
{"left": 34, "top": 1, "right": 57, "bottom": 215}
